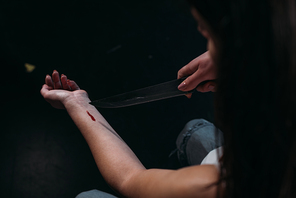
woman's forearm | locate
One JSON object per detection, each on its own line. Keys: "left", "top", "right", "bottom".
{"left": 64, "top": 98, "right": 145, "bottom": 192}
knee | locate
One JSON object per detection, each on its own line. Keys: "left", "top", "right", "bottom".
{"left": 176, "top": 119, "right": 214, "bottom": 146}
{"left": 76, "top": 189, "right": 118, "bottom": 198}
{"left": 76, "top": 190, "right": 97, "bottom": 198}
{"left": 176, "top": 119, "right": 223, "bottom": 166}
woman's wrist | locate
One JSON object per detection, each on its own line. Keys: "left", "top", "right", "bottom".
{"left": 63, "top": 90, "right": 91, "bottom": 111}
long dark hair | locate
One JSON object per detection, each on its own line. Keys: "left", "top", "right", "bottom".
{"left": 187, "top": 0, "right": 296, "bottom": 197}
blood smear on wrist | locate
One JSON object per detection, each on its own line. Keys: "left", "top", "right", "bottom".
{"left": 86, "top": 111, "right": 96, "bottom": 121}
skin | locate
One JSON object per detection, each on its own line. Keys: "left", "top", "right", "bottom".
{"left": 178, "top": 8, "right": 219, "bottom": 96}
{"left": 40, "top": 70, "right": 221, "bottom": 198}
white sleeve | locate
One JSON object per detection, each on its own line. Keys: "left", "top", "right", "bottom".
{"left": 200, "top": 146, "right": 223, "bottom": 169}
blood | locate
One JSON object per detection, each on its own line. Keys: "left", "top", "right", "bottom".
{"left": 86, "top": 111, "right": 96, "bottom": 121}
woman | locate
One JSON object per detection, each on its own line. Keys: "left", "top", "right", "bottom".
{"left": 180, "top": 0, "right": 296, "bottom": 197}
{"left": 41, "top": 0, "right": 296, "bottom": 197}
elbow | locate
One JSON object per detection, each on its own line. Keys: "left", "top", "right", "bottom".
{"left": 115, "top": 169, "right": 146, "bottom": 198}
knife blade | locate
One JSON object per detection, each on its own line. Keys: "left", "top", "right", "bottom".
{"left": 89, "top": 78, "right": 213, "bottom": 108}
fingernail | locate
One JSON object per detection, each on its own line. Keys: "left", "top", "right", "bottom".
{"left": 53, "top": 70, "right": 58, "bottom": 73}
{"left": 178, "top": 81, "right": 187, "bottom": 90}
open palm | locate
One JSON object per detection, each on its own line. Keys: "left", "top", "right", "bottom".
{"left": 40, "top": 70, "right": 89, "bottom": 109}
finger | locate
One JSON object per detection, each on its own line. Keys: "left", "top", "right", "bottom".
{"left": 67, "top": 80, "right": 80, "bottom": 90}
{"left": 61, "top": 74, "right": 71, "bottom": 90}
{"left": 178, "top": 71, "right": 206, "bottom": 91}
{"left": 185, "top": 93, "right": 192, "bottom": 99}
{"left": 177, "top": 63, "right": 198, "bottom": 79}
{"left": 40, "top": 84, "right": 53, "bottom": 97}
{"left": 178, "top": 65, "right": 192, "bottom": 79}
{"left": 177, "top": 57, "right": 201, "bottom": 79}
{"left": 45, "top": 74, "right": 54, "bottom": 88}
{"left": 52, "top": 70, "right": 62, "bottom": 89}
{"left": 196, "top": 82, "right": 216, "bottom": 93}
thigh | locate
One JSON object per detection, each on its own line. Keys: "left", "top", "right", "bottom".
{"left": 176, "top": 119, "right": 223, "bottom": 166}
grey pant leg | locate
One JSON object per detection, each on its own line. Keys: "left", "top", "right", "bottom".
{"left": 76, "top": 190, "right": 118, "bottom": 198}
{"left": 176, "top": 119, "right": 223, "bottom": 166}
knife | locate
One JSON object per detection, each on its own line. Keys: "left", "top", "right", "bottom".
{"left": 90, "top": 78, "right": 213, "bottom": 108}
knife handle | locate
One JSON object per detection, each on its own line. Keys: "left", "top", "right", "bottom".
{"left": 187, "top": 79, "right": 216, "bottom": 93}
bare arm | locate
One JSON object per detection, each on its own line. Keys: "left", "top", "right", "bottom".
{"left": 41, "top": 70, "right": 220, "bottom": 198}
